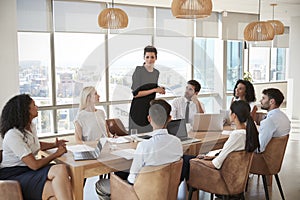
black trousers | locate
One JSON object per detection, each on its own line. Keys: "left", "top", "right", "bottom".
{"left": 180, "top": 155, "right": 196, "bottom": 182}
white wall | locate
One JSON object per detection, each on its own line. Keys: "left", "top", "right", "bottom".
{"left": 287, "top": 16, "right": 300, "bottom": 120}
{"left": 0, "top": 0, "right": 19, "bottom": 111}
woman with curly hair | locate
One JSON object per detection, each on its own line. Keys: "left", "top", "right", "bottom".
{"left": 232, "top": 79, "right": 257, "bottom": 120}
{"left": 0, "top": 94, "right": 73, "bottom": 200}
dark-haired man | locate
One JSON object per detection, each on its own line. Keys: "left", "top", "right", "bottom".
{"left": 259, "top": 88, "right": 291, "bottom": 152}
{"left": 96, "top": 99, "right": 182, "bottom": 198}
{"left": 171, "top": 80, "right": 205, "bottom": 124}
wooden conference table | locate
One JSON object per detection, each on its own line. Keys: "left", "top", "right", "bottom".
{"left": 40, "top": 128, "right": 230, "bottom": 200}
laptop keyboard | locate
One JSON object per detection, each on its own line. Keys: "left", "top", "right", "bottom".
{"left": 180, "top": 137, "right": 192, "bottom": 141}
{"left": 80, "top": 151, "right": 96, "bottom": 159}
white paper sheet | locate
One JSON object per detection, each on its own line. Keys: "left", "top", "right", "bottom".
{"left": 107, "top": 137, "right": 130, "bottom": 144}
{"left": 111, "top": 149, "right": 135, "bottom": 160}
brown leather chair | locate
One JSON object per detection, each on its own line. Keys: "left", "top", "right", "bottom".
{"left": 188, "top": 151, "right": 253, "bottom": 200}
{"left": 110, "top": 159, "right": 183, "bottom": 200}
{"left": 106, "top": 118, "right": 128, "bottom": 136}
{"left": 0, "top": 180, "right": 23, "bottom": 200}
{"left": 250, "top": 134, "right": 289, "bottom": 200}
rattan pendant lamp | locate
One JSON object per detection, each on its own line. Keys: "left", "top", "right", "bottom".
{"left": 267, "top": 3, "right": 284, "bottom": 35}
{"left": 244, "top": 0, "right": 275, "bottom": 41}
{"left": 171, "top": 0, "right": 213, "bottom": 19}
{"left": 98, "top": 0, "right": 128, "bottom": 29}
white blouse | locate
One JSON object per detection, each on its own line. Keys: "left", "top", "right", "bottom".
{"left": 1, "top": 124, "right": 40, "bottom": 168}
{"left": 212, "top": 129, "right": 246, "bottom": 169}
{"left": 75, "top": 109, "right": 107, "bottom": 141}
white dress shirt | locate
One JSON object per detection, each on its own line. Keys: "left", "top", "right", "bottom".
{"left": 171, "top": 96, "right": 205, "bottom": 124}
{"left": 259, "top": 108, "right": 290, "bottom": 152}
{"left": 212, "top": 129, "right": 246, "bottom": 169}
{"left": 127, "top": 129, "right": 183, "bottom": 184}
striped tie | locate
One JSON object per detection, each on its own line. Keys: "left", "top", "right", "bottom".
{"left": 185, "top": 101, "right": 190, "bottom": 123}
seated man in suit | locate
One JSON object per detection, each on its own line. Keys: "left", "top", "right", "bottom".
{"left": 171, "top": 80, "right": 205, "bottom": 124}
{"left": 258, "top": 88, "right": 291, "bottom": 152}
{"left": 96, "top": 99, "right": 183, "bottom": 198}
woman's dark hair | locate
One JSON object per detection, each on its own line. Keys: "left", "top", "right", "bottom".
{"left": 0, "top": 94, "right": 33, "bottom": 138}
{"left": 233, "top": 79, "right": 256, "bottom": 102}
{"left": 230, "top": 100, "right": 260, "bottom": 152}
{"left": 144, "top": 45, "right": 157, "bottom": 58}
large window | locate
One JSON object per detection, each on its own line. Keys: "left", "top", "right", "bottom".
{"left": 249, "top": 46, "right": 288, "bottom": 83}
{"left": 54, "top": 33, "right": 106, "bottom": 105}
{"left": 18, "top": 32, "right": 52, "bottom": 106}
{"left": 193, "top": 38, "right": 223, "bottom": 93}
{"left": 270, "top": 48, "right": 288, "bottom": 81}
{"left": 249, "top": 47, "right": 270, "bottom": 82}
{"left": 155, "top": 37, "right": 192, "bottom": 97}
{"left": 193, "top": 38, "right": 223, "bottom": 113}
{"left": 226, "top": 41, "right": 243, "bottom": 92}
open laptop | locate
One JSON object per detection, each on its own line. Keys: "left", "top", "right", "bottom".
{"left": 193, "top": 113, "right": 223, "bottom": 132}
{"left": 73, "top": 140, "right": 102, "bottom": 161}
{"left": 167, "top": 119, "right": 200, "bottom": 143}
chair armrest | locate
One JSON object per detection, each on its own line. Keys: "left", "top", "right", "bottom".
{"left": 110, "top": 173, "right": 138, "bottom": 200}
{"left": 0, "top": 180, "right": 23, "bottom": 200}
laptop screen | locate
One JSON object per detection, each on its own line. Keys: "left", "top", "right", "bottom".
{"left": 192, "top": 113, "right": 223, "bottom": 131}
{"left": 167, "top": 119, "right": 188, "bottom": 138}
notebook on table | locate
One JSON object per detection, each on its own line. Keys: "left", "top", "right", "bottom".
{"left": 167, "top": 119, "right": 200, "bottom": 144}
{"left": 192, "top": 113, "right": 223, "bottom": 132}
{"left": 73, "top": 140, "right": 103, "bottom": 161}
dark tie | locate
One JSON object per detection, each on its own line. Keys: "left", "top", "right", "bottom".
{"left": 185, "top": 101, "right": 190, "bottom": 123}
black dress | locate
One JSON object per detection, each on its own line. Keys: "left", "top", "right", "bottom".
{"left": 129, "top": 65, "right": 159, "bottom": 133}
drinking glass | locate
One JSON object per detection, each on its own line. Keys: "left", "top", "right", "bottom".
{"left": 130, "top": 129, "right": 138, "bottom": 142}
{"left": 108, "top": 137, "right": 117, "bottom": 150}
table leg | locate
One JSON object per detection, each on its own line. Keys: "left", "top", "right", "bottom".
{"left": 69, "top": 167, "right": 84, "bottom": 200}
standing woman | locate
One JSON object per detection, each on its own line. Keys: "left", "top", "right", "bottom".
{"left": 232, "top": 79, "right": 257, "bottom": 120}
{"left": 129, "top": 45, "right": 165, "bottom": 133}
{"left": 0, "top": 94, "right": 73, "bottom": 200}
{"left": 74, "top": 86, "right": 107, "bottom": 143}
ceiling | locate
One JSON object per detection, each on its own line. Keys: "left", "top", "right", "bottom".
{"left": 86, "top": 0, "right": 300, "bottom": 26}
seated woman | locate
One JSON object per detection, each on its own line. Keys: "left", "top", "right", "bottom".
{"left": 74, "top": 86, "right": 108, "bottom": 143}
{"left": 197, "top": 100, "right": 259, "bottom": 169}
{"left": 181, "top": 100, "right": 259, "bottom": 181}
{"left": 0, "top": 94, "right": 73, "bottom": 200}
{"left": 232, "top": 79, "right": 257, "bottom": 120}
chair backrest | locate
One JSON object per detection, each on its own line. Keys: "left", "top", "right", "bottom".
{"left": 133, "top": 159, "right": 183, "bottom": 200}
{"left": 220, "top": 151, "right": 254, "bottom": 194}
{"left": 250, "top": 134, "right": 289, "bottom": 175}
{"left": 0, "top": 180, "right": 23, "bottom": 200}
{"left": 106, "top": 118, "right": 128, "bottom": 136}
{"left": 188, "top": 151, "right": 253, "bottom": 195}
